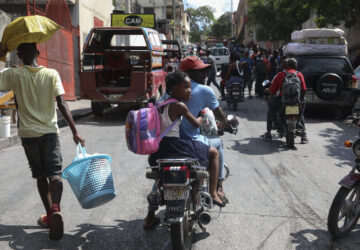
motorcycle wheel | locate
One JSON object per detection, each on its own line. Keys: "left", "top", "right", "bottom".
{"left": 232, "top": 101, "right": 237, "bottom": 111}
{"left": 286, "top": 131, "right": 295, "bottom": 148}
{"left": 328, "top": 186, "right": 360, "bottom": 238}
{"left": 170, "top": 196, "right": 194, "bottom": 250}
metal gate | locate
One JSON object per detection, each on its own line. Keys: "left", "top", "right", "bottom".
{"left": 27, "top": 0, "right": 79, "bottom": 100}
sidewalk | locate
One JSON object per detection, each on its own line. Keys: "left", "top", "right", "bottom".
{"left": 0, "top": 99, "right": 92, "bottom": 150}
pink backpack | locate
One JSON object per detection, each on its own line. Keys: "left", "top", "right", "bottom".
{"left": 125, "top": 99, "right": 178, "bottom": 155}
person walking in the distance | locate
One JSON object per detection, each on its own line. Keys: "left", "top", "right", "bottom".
{"left": 205, "top": 50, "right": 221, "bottom": 96}
{"left": 0, "top": 43, "right": 85, "bottom": 241}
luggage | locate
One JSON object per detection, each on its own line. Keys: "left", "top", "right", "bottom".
{"left": 291, "top": 28, "right": 344, "bottom": 40}
{"left": 283, "top": 43, "right": 348, "bottom": 56}
{"left": 125, "top": 98, "right": 179, "bottom": 155}
{"left": 0, "top": 15, "right": 61, "bottom": 62}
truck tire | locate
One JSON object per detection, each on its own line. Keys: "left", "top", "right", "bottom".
{"left": 91, "top": 102, "right": 110, "bottom": 116}
{"left": 315, "top": 73, "right": 344, "bottom": 100}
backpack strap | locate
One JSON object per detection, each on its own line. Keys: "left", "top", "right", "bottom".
{"left": 235, "top": 61, "right": 243, "bottom": 77}
{"left": 156, "top": 98, "right": 178, "bottom": 108}
{"left": 157, "top": 98, "right": 180, "bottom": 139}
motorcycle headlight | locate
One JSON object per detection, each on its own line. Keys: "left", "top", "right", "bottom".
{"left": 353, "top": 138, "right": 360, "bottom": 158}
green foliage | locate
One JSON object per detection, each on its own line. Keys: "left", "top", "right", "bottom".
{"left": 248, "top": 0, "right": 311, "bottom": 41}
{"left": 312, "top": 0, "right": 360, "bottom": 28}
{"left": 211, "top": 12, "right": 232, "bottom": 39}
{"left": 185, "top": 6, "right": 215, "bottom": 43}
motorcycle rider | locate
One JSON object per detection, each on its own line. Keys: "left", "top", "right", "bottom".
{"left": 143, "top": 57, "right": 232, "bottom": 229}
{"left": 223, "top": 52, "right": 246, "bottom": 98}
{"left": 261, "top": 58, "right": 309, "bottom": 143}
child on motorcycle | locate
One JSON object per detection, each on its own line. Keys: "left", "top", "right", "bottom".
{"left": 145, "top": 71, "right": 225, "bottom": 228}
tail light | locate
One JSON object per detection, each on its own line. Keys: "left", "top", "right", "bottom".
{"left": 163, "top": 166, "right": 189, "bottom": 185}
{"left": 352, "top": 75, "right": 358, "bottom": 89}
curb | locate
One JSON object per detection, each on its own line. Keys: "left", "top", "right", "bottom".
{"left": 0, "top": 108, "right": 92, "bottom": 151}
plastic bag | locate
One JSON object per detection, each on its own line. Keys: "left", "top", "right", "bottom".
{"left": 0, "top": 15, "right": 61, "bottom": 62}
{"left": 200, "top": 108, "right": 218, "bottom": 136}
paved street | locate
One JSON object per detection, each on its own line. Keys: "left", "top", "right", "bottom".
{"left": 1, "top": 93, "right": 360, "bottom": 250}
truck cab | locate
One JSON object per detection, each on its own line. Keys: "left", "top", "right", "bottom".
{"left": 80, "top": 27, "right": 166, "bottom": 115}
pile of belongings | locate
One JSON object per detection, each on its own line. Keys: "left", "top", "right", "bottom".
{"left": 0, "top": 15, "right": 61, "bottom": 62}
{"left": 283, "top": 28, "right": 348, "bottom": 56}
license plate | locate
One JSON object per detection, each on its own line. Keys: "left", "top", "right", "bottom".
{"left": 285, "top": 106, "right": 299, "bottom": 115}
{"left": 164, "top": 187, "right": 188, "bottom": 200}
{"left": 232, "top": 92, "right": 240, "bottom": 96}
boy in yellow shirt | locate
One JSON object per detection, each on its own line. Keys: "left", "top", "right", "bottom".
{"left": 0, "top": 43, "right": 84, "bottom": 241}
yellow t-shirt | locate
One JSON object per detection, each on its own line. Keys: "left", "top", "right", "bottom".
{"left": 0, "top": 66, "right": 65, "bottom": 138}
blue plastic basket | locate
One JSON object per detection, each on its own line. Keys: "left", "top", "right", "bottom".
{"left": 62, "top": 145, "right": 116, "bottom": 209}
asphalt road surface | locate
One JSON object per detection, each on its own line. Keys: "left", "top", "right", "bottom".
{"left": 1, "top": 92, "right": 360, "bottom": 249}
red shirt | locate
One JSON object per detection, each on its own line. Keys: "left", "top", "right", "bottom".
{"left": 270, "top": 69, "right": 306, "bottom": 96}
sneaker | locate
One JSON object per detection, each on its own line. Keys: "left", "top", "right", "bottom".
{"left": 38, "top": 214, "right": 49, "bottom": 229}
{"left": 261, "top": 132, "right": 272, "bottom": 141}
{"left": 301, "top": 136, "right": 309, "bottom": 144}
{"left": 49, "top": 212, "right": 64, "bottom": 241}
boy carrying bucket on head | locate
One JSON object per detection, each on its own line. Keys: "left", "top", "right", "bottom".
{"left": 0, "top": 43, "right": 85, "bottom": 241}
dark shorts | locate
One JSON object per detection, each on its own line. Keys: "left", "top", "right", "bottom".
{"left": 149, "top": 137, "right": 210, "bottom": 167}
{"left": 21, "top": 133, "right": 62, "bottom": 178}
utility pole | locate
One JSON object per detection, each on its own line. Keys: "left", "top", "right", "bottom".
{"left": 231, "top": 0, "right": 234, "bottom": 38}
{"left": 172, "top": 0, "right": 176, "bottom": 39}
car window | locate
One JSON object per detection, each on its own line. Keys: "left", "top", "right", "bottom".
{"left": 111, "top": 34, "right": 147, "bottom": 47}
{"left": 212, "top": 49, "right": 218, "bottom": 56}
{"left": 297, "top": 57, "right": 353, "bottom": 75}
{"left": 218, "top": 49, "right": 225, "bottom": 56}
{"left": 224, "top": 49, "right": 229, "bottom": 55}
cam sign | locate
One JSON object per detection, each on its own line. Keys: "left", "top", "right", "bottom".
{"left": 111, "top": 14, "right": 155, "bottom": 28}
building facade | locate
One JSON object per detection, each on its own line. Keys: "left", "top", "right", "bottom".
{"left": 0, "top": 0, "right": 114, "bottom": 99}
{"left": 119, "top": 0, "right": 189, "bottom": 45}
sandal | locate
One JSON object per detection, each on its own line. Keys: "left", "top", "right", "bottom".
{"left": 38, "top": 214, "right": 49, "bottom": 229}
{"left": 218, "top": 193, "right": 229, "bottom": 204}
{"left": 213, "top": 198, "right": 226, "bottom": 208}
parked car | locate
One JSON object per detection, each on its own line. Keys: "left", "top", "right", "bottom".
{"left": 295, "top": 55, "right": 360, "bottom": 115}
{"left": 80, "top": 27, "right": 167, "bottom": 115}
{"left": 208, "top": 46, "right": 230, "bottom": 70}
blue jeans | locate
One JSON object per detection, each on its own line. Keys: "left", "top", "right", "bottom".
{"left": 208, "top": 137, "right": 225, "bottom": 180}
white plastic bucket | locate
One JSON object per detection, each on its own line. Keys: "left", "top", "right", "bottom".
{"left": 0, "top": 116, "right": 11, "bottom": 138}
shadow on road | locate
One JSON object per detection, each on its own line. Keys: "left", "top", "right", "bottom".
{"left": 0, "top": 218, "right": 211, "bottom": 250}
{"left": 229, "top": 137, "right": 296, "bottom": 155}
{"left": 290, "top": 227, "right": 360, "bottom": 250}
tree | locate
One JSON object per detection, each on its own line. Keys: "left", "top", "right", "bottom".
{"left": 185, "top": 6, "right": 215, "bottom": 43}
{"left": 211, "top": 12, "right": 232, "bottom": 39}
{"left": 247, "top": 0, "right": 311, "bottom": 41}
{"left": 311, "top": 0, "right": 360, "bottom": 28}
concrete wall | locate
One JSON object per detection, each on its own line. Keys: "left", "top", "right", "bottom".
{"left": 78, "top": 0, "right": 113, "bottom": 50}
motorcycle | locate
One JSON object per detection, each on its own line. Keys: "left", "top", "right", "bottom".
{"left": 146, "top": 115, "right": 238, "bottom": 250}
{"left": 263, "top": 80, "right": 303, "bottom": 148}
{"left": 225, "top": 81, "right": 244, "bottom": 111}
{"left": 328, "top": 118, "right": 360, "bottom": 238}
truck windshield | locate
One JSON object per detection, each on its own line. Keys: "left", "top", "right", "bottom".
{"left": 85, "top": 29, "right": 148, "bottom": 52}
